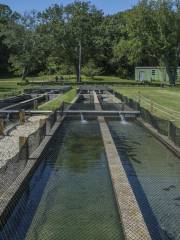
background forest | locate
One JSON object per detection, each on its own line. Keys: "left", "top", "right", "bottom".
{"left": 0, "top": 0, "right": 180, "bottom": 84}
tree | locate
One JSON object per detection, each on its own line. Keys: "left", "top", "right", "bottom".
{"left": 95, "top": 13, "right": 126, "bottom": 75}
{"left": 82, "top": 59, "right": 103, "bottom": 79}
{"left": 0, "top": 4, "right": 20, "bottom": 75}
{"left": 4, "top": 11, "right": 49, "bottom": 79}
{"left": 154, "top": 0, "right": 180, "bottom": 84}
{"left": 1, "top": 0, "right": 180, "bottom": 82}
{"left": 114, "top": 1, "right": 158, "bottom": 66}
{"left": 40, "top": 2, "right": 103, "bottom": 82}
{"left": 114, "top": 0, "right": 180, "bottom": 84}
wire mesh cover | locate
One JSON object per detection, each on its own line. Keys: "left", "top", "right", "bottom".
{"left": 108, "top": 120, "right": 180, "bottom": 240}
{"left": 28, "top": 124, "right": 46, "bottom": 156}
{"left": 0, "top": 148, "right": 27, "bottom": 196}
{"left": 0, "top": 120, "right": 124, "bottom": 240}
{"left": 0, "top": 115, "right": 53, "bottom": 197}
{"left": 115, "top": 92, "right": 180, "bottom": 148}
{"left": 169, "top": 122, "right": 180, "bottom": 147}
{"left": 140, "top": 107, "right": 169, "bottom": 136}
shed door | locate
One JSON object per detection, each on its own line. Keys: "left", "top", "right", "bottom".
{"left": 139, "top": 71, "right": 145, "bottom": 82}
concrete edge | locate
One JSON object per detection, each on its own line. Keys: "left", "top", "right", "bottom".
{"left": 113, "top": 91, "right": 180, "bottom": 158}
{"left": 93, "top": 92, "right": 151, "bottom": 240}
{"left": 137, "top": 118, "right": 180, "bottom": 158}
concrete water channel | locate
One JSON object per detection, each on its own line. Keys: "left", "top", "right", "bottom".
{"left": 100, "top": 92, "right": 180, "bottom": 240}
{"left": 0, "top": 86, "right": 71, "bottom": 134}
{"left": 0, "top": 87, "right": 179, "bottom": 240}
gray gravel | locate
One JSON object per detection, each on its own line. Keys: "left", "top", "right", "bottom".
{"left": 0, "top": 115, "right": 47, "bottom": 168}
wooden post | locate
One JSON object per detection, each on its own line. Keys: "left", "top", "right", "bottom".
{"left": 168, "top": 120, "right": 175, "bottom": 141}
{"left": 19, "top": 136, "right": 27, "bottom": 149}
{"left": 0, "top": 119, "right": 5, "bottom": 136}
{"left": 55, "top": 110, "right": 58, "bottom": 122}
{"left": 34, "top": 99, "right": 38, "bottom": 110}
{"left": 90, "top": 94, "right": 94, "bottom": 104}
{"left": 150, "top": 100, "right": 154, "bottom": 113}
{"left": 19, "top": 110, "right": 26, "bottom": 125}
{"left": 46, "top": 94, "right": 49, "bottom": 102}
{"left": 61, "top": 101, "right": 64, "bottom": 117}
{"left": 138, "top": 91, "right": 141, "bottom": 105}
{"left": 39, "top": 119, "right": 46, "bottom": 128}
{"left": 19, "top": 136, "right": 28, "bottom": 159}
{"left": 122, "top": 102, "right": 125, "bottom": 111}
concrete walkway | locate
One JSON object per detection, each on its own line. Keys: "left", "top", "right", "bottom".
{"left": 93, "top": 91, "right": 151, "bottom": 240}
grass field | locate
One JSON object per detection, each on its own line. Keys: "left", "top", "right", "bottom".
{"left": 38, "top": 88, "right": 77, "bottom": 111}
{"left": 0, "top": 75, "right": 180, "bottom": 127}
{"left": 0, "top": 75, "right": 56, "bottom": 98}
{"left": 114, "top": 86, "right": 180, "bottom": 127}
{"left": 0, "top": 75, "right": 134, "bottom": 99}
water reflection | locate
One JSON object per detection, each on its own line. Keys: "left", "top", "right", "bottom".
{"left": 0, "top": 120, "right": 124, "bottom": 240}
{"left": 109, "top": 121, "right": 180, "bottom": 240}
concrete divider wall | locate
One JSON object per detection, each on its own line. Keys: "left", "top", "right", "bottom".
{"left": 0, "top": 146, "right": 27, "bottom": 196}
{"left": 48, "top": 111, "right": 57, "bottom": 129}
{"left": 28, "top": 124, "right": 46, "bottom": 156}
{"left": 93, "top": 91, "right": 151, "bottom": 240}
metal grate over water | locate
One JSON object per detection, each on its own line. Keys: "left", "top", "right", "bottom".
{"left": 0, "top": 120, "right": 124, "bottom": 240}
{"left": 108, "top": 120, "right": 180, "bottom": 240}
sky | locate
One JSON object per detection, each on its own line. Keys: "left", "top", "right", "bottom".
{"left": 0, "top": 0, "right": 138, "bottom": 15}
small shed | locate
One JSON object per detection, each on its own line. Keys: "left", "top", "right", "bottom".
{"left": 135, "top": 67, "right": 180, "bottom": 82}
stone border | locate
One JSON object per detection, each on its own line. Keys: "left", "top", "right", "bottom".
{"left": 93, "top": 91, "right": 151, "bottom": 240}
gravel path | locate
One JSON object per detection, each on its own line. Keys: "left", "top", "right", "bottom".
{"left": 0, "top": 115, "right": 47, "bottom": 168}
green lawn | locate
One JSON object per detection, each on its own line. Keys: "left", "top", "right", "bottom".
{"left": 0, "top": 75, "right": 57, "bottom": 97}
{"left": 114, "top": 86, "right": 180, "bottom": 127}
{"left": 0, "top": 81, "right": 23, "bottom": 99}
{"left": 0, "top": 74, "right": 133, "bottom": 83}
{"left": 27, "top": 75, "right": 135, "bottom": 84}
{"left": 38, "top": 88, "right": 77, "bottom": 111}
{"left": 0, "top": 75, "right": 135, "bottom": 98}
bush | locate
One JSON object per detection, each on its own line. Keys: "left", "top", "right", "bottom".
{"left": 116, "top": 66, "right": 129, "bottom": 79}
{"left": 18, "top": 79, "right": 29, "bottom": 86}
{"left": 58, "top": 64, "right": 75, "bottom": 75}
{"left": 82, "top": 60, "right": 103, "bottom": 79}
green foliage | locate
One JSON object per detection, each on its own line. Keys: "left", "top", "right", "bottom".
{"left": 114, "top": 0, "right": 180, "bottom": 84}
{"left": 82, "top": 59, "right": 103, "bottom": 79}
{"left": 1, "top": 1, "right": 180, "bottom": 83}
{"left": 58, "top": 64, "right": 75, "bottom": 75}
{"left": 46, "top": 56, "right": 59, "bottom": 75}
{"left": 116, "top": 66, "right": 129, "bottom": 79}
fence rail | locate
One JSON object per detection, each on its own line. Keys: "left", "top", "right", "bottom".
{"left": 115, "top": 92, "right": 180, "bottom": 148}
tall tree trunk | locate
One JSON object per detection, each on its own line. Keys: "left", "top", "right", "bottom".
{"left": 77, "top": 40, "right": 82, "bottom": 83}
{"left": 22, "top": 66, "right": 27, "bottom": 80}
{"left": 76, "top": 65, "right": 80, "bottom": 83}
{"left": 166, "top": 65, "right": 177, "bottom": 85}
